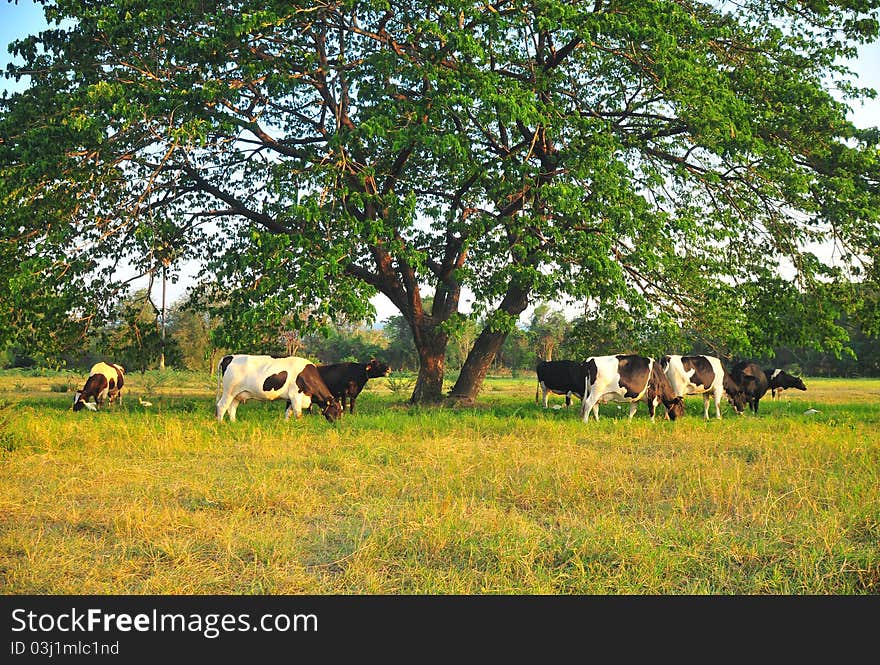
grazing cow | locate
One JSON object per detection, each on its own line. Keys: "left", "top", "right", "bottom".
{"left": 308, "top": 359, "right": 392, "bottom": 414}
{"left": 73, "top": 362, "right": 125, "bottom": 412}
{"left": 724, "top": 361, "right": 769, "bottom": 415}
{"left": 580, "top": 354, "right": 684, "bottom": 423}
{"left": 535, "top": 360, "right": 588, "bottom": 408}
{"left": 660, "top": 354, "right": 726, "bottom": 419}
{"left": 216, "top": 354, "right": 342, "bottom": 423}
{"left": 766, "top": 369, "right": 807, "bottom": 399}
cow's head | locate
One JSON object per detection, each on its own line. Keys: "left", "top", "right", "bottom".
{"left": 665, "top": 396, "right": 685, "bottom": 420}
{"left": 320, "top": 398, "right": 343, "bottom": 423}
{"left": 726, "top": 391, "right": 747, "bottom": 415}
{"left": 366, "top": 358, "right": 392, "bottom": 378}
{"left": 788, "top": 374, "right": 807, "bottom": 391}
{"left": 72, "top": 391, "right": 83, "bottom": 412}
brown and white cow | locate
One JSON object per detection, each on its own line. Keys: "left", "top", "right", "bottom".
{"left": 216, "top": 354, "right": 342, "bottom": 423}
{"left": 580, "top": 354, "right": 684, "bottom": 423}
{"left": 661, "top": 354, "right": 726, "bottom": 420}
{"left": 73, "top": 362, "right": 125, "bottom": 412}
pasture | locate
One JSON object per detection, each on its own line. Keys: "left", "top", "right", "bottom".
{"left": 0, "top": 369, "right": 878, "bottom": 594}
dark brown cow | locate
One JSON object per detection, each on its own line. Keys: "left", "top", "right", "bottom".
{"left": 724, "top": 361, "right": 769, "bottom": 414}
{"left": 308, "top": 359, "right": 392, "bottom": 415}
{"left": 73, "top": 362, "right": 125, "bottom": 412}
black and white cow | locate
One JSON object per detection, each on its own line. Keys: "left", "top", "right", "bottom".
{"left": 535, "top": 360, "right": 587, "bottom": 408}
{"left": 580, "top": 354, "right": 684, "bottom": 423}
{"left": 724, "top": 361, "right": 769, "bottom": 415}
{"left": 766, "top": 369, "right": 807, "bottom": 400}
{"left": 73, "top": 362, "right": 125, "bottom": 412}
{"left": 661, "top": 354, "right": 726, "bottom": 420}
{"left": 309, "top": 359, "right": 392, "bottom": 414}
{"left": 216, "top": 354, "right": 342, "bottom": 423}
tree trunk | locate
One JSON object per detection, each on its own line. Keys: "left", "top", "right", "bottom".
{"left": 409, "top": 324, "right": 448, "bottom": 404}
{"left": 450, "top": 284, "right": 530, "bottom": 403}
{"left": 159, "top": 265, "right": 167, "bottom": 371}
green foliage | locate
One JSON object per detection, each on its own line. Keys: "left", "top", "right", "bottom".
{"left": 2, "top": 0, "right": 879, "bottom": 398}
{"left": 98, "top": 290, "right": 182, "bottom": 373}
{"left": 303, "top": 324, "right": 389, "bottom": 365}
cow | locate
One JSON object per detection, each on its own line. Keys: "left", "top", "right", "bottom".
{"left": 216, "top": 354, "right": 342, "bottom": 423}
{"left": 580, "top": 354, "right": 684, "bottom": 423}
{"left": 73, "top": 362, "right": 125, "bottom": 412}
{"left": 724, "top": 361, "right": 769, "bottom": 415}
{"left": 660, "top": 354, "right": 726, "bottom": 420}
{"left": 535, "top": 360, "right": 588, "bottom": 408}
{"left": 766, "top": 368, "right": 807, "bottom": 400}
{"left": 307, "top": 358, "right": 392, "bottom": 415}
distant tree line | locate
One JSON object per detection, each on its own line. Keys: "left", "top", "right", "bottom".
{"left": 3, "top": 289, "right": 879, "bottom": 379}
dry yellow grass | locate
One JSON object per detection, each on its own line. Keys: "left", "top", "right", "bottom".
{"left": 1, "top": 371, "right": 878, "bottom": 594}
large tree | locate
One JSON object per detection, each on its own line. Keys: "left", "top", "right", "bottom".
{"left": 2, "top": 0, "right": 879, "bottom": 403}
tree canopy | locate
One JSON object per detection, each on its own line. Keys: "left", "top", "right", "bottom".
{"left": 2, "top": 0, "right": 879, "bottom": 402}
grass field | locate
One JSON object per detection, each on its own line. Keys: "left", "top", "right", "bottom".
{"left": 1, "top": 368, "right": 878, "bottom": 594}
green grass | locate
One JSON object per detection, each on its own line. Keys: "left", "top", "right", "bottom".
{"left": 0, "top": 370, "right": 878, "bottom": 594}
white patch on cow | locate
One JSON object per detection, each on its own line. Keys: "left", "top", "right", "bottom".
{"left": 581, "top": 355, "right": 652, "bottom": 423}
{"left": 216, "top": 355, "right": 316, "bottom": 422}
{"left": 771, "top": 368, "right": 782, "bottom": 380}
{"left": 663, "top": 354, "right": 725, "bottom": 420}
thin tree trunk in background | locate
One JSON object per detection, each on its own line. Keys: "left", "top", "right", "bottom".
{"left": 450, "top": 284, "right": 530, "bottom": 403}
{"left": 159, "top": 265, "right": 167, "bottom": 371}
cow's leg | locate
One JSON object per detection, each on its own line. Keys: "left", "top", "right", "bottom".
{"left": 226, "top": 397, "right": 242, "bottom": 422}
{"left": 349, "top": 395, "right": 357, "bottom": 414}
{"left": 713, "top": 390, "right": 722, "bottom": 419}
{"left": 565, "top": 392, "right": 572, "bottom": 408}
{"left": 216, "top": 394, "right": 234, "bottom": 422}
{"left": 285, "top": 400, "right": 293, "bottom": 420}
{"left": 542, "top": 383, "right": 549, "bottom": 409}
{"left": 288, "top": 393, "right": 303, "bottom": 420}
{"left": 580, "top": 394, "right": 597, "bottom": 422}
{"left": 628, "top": 402, "right": 639, "bottom": 420}
{"left": 648, "top": 397, "right": 659, "bottom": 422}
{"left": 702, "top": 394, "right": 710, "bottom": 420}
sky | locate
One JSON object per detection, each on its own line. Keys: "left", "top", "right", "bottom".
{"left": 2, "top": 0, "right": 879, "bottom": 323}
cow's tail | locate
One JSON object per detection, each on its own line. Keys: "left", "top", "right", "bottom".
{"left": 535, "top": 381, "right": 539, "bottom": 404}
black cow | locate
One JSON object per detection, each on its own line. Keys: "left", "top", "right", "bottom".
{"left": 535, "top": 360, "right": 588, "bottom": 408}
{"left": 308, "top": 359, "right": 392, "bottom": 414}
{"left": 581, "top": 354, "right": 684, "bottom": 422}
{"left": 724, "top": 361, "right": 769, "bottom": 414}
{"left": 766, "top": 369, "right": 807, "bottom": 399}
